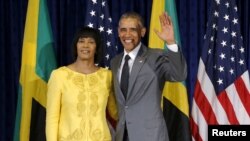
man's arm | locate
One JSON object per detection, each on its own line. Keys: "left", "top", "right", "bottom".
{"left": 154, "top": 12, "right": 175, "bottom": 45}
{"left": 154, "top": 12, "right": 187, "bottom": 82}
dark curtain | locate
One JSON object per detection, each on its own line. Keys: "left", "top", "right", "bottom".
{"left": 0, "top": 1, "right": 27, "bottom": 141}
{"left": 0, "top": 0, "right": 249, "bottom": 140}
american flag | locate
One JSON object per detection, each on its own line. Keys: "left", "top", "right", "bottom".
{"left": 84, "top": 0, "right": 118, "bottom": 68}
{"left": 190, "top": 0, "right": 250, "bottom": 141}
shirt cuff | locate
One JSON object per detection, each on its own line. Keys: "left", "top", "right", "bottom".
{"left": 166, "top": 44, "right": 178, "bottom": 52}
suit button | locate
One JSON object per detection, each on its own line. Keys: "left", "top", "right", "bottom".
{"left": 125, "top": 106, "right": 128, "bottom": 109}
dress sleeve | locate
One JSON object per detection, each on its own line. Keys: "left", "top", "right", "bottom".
{"left": 107, "top": 88, "right": 118, "bottom": 121}
{"left": 46, "top": 70, "right": 62, "bottom": 141}
{"left": 107, "top": 71, "right": 118, "bottom": 121}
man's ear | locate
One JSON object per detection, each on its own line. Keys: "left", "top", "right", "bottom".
{"left": 141, "top": 27, "right": 146, "bottom": 37}
{"left": 118, "top": 27, "right": 121, "bottom": 37}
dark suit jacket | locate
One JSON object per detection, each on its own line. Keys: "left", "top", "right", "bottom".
{"left": 110, "top": 44, "right": 187, "bottom": 141}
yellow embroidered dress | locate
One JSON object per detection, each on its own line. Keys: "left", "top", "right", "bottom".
{"left": 46, "top": 67, "right": 116, "bottom": 141}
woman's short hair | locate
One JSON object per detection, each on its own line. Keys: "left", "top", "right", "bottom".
{"left": 72, "top": 27, "right": 103, "bottom": 64}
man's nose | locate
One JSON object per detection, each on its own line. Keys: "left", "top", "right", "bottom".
{"left": 124, "top": 30, "right": 131, "bottom": 36}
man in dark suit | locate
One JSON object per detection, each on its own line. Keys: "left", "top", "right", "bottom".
{"left": 110, "top": 11, "right": 187, "bottom": 141}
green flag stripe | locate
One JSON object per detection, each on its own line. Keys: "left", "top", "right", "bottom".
{"left": 165, "top": 0, "right": 186, "bottom": 86}
{"left": 36, "top": 0, "right": 56, "bottom": 82}
{"left": 165, "top": 0, "right": 181, "bottom": 45}
{"left": 13, "top": 86, "right": 22, "bottom": 141}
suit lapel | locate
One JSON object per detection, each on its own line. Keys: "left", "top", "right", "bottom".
{"left": 113, "top": 53, "right": 126, "bottom": 101}
{"left": 127, "top": 45, "right": 148, "bottom": 100}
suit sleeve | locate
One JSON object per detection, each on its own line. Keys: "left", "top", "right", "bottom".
{"left": 46, "top": 70, "right": 62, "bottom": 141}
{"left": 156, "top": 47, "right": 187, "bottom": 82}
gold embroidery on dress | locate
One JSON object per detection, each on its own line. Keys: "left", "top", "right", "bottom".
{"left": 72, "top": 75, "right": 85, "bottom": 89}
{"left": 60, "top": 128, "right": 84, "bottom": 141}
{"left": 90, "top": 93, "right": 98, "bottom": 116}
{"left": 89, "top": 120, "right": 103, "bottom": 141}
{"left": 92, "top": 129, "right": 102, "bottom": 141}
{"left": 88, "top": 75, "right": 99, "bottom": 88}
{"left": 77, "top": 102, "right": 85, "bottom": 117}
{"left": 59, "top": 69, "right": 111, "bottom": 141}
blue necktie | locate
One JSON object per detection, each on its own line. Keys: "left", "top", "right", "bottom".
{"left": 120, "top": 55, "right": 130, "bottom": 99}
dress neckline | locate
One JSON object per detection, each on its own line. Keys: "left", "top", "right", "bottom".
{"left": 63, "top": 66, "right": 103, "bottom": 76}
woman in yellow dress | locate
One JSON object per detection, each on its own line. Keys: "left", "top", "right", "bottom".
{"left": 46, "top": 27, "right": 117, "bottom": 141}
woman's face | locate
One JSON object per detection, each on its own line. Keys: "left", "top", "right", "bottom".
{"left": 76, "top": 37, "right": 96, "bottom": 61}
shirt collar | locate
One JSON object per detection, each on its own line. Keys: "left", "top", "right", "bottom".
{"left": 123, "top": 42, "right": 141, "bottom": 61}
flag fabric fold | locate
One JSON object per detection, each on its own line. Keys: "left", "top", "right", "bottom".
{"left": 149, "top": 0, "right": 191, "bottom": 141}
{"left": 190, "top": 0, "right": 250, "bottom": 140}
{"left": 14, "top": 0, "right": 57, "bottom": 140}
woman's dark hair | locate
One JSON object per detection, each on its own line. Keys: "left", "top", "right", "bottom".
{"left": 72, "top": 27, "right": 103, "bottom": 64}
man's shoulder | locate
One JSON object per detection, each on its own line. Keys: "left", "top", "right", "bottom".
{"left": 112, "top": 52, "right": 123, "bottom": 60}
{"left": 146, "top": 47, "right": 164, "bottom": 56}
{"left": 110, "top": 53, "right": 123, "bottom": 66}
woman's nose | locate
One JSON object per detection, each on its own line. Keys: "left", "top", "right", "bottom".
{"left": 82, "top": 42, "right": 88, "bottom": 48}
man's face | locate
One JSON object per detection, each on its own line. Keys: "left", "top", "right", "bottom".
{"left": 118, "top": 18, "right": 146, "bottom": 53}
